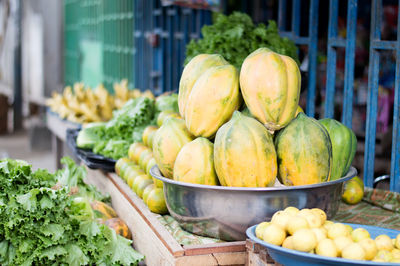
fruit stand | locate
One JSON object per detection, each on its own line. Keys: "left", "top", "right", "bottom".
{"left": 3, "top": 1, "right": 400, "bottom": 265}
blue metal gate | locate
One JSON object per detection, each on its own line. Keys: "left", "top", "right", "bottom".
{"left": 134, "top": 0, "right": 212, "bottom": 95}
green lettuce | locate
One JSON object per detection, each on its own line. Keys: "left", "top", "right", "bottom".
{"left": 0, "top": 157, "right": 144, "bottom": 265}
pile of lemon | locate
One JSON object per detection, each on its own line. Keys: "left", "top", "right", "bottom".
{"left": 256, "top": 207, "right": 400, "bottom": 262}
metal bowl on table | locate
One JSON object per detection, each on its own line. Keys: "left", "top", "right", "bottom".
{"left": 150, "top": 166, "right": 357, "bottom": 241}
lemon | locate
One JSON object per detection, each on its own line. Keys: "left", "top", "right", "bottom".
{"left": 323, "top": 220, "right": 334, "bottom": 231}
{"left": 304, "top": 212, "right": 323, "bottom": 228}
{"left": 392, "top": 248, "right": 400, "bottom": 259}
{"left": 345, "top": 224, "right": 353, "bottom": 235}
{"left": 262, "top": 224, "right": 286, "bottom": 246}
{"left": 375, "top": 234, "right": 394, "bottom": 251}
{"left": 328, "top": 223, "right": 350, "bottom": 239}
{"left": 341, "top": 243, "right": 366, "bottom": 260}
{"left": 374, "top": 250, "right": 393, "bottom": 262}
{"left": 316, "top": 238, "right": 338, "bottom": 257}
{"left": 312, "top": 228, "right": 327, "bottom": 243}
{"left": 359, "top": 238, "right": 378, "bottom": 260}
{"left": 292, "top": 228, "right": 317, "bottom": 252}
{"left": 311, "top": 208, "right": 327, "bottom": 224}
{"left": 284, "top": 206, "right": 299, "bottom": 216}
{"left": 282, "top": 236, "right": 294, "bottom": 249}
{"left": 351, "top": 228, "right": 370, "bottom": 242}
{"left": 395, "top": 234, "right": 400, "bottom": 249}
{"left": 271, "top": 211, "right": 292, "bottom": 231}
{"left": 255, "top": 222, "right": 270, "bottom": 240}
{"left": 287, "top": 215, "right": 309, "bottom": 235}
{"left": 333, "top": 236, "right": 353, "bottom": 256}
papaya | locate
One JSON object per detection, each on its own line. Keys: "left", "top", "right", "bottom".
{"left": 275, "top": 113, "right": 332, "bottom": 186}
{"left": 128, "top": 142, "right": 149, "bottom": 163}
{"left": 319, "top": 118, "right": 357, "bottom": 180}
{"left": 105, "top": 218, "right": 132, "bottom": 239}
{"left": 138, "top": 150, "right": 153, "bottom": 171}
{"left": 142, "top": 125, "right": 158, "bottom": 147}
{"left": 152, "top": 117, "right": 194, "bottom": 178}
{"left": 185, "top": 64, "right": 241, "bottom": 138}
{"left": 126, "top": 167, "right": 145, "bottom": 188}
{"left": 156, "top": 110, "right": 181, "bottom": 127}
{"left": 132, "top": 174, "right": 153, "bottom": 196}
{"left": 120, "top": 162, "right": 141, "bottom": 181}
{"left": 90, "top": 200, "right": 117, "bottom": 221}
{"left": 174, "top": 137, "right": 219, "bottom": 185}
{"left": 342, "top": 176, "right": 364, "bottom": 205}
{"left": 240, "top": 48, "right": 301, "bottom": 132}
{"left": 115, "top": 157, "right": 130, "bottom": 176}
{"left": 142, "top": 184, "right": 155, "bottom": 204}
{"left": 146, "top": 188, "right": 168, "bottom": 214}
{"left": 214, "top": 111, "right": 277, "bottom": 187}
{"left": 178, "top": 54, "right": 228, "bottom": 117}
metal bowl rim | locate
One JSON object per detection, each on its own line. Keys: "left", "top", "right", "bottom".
{"left": 150, "top": 166, "right": 357, "bottom": 191}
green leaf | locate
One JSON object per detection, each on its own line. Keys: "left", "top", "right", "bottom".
{"left": 16, "top": 189, "right": 39, "bottom": 212}
{"left": 40, "top": 245, "right": 67, "bottom": 260}
{"left": 41, "top": 224, "right": 65, "bottom": 241}
{"left": 79, "top": 220, "right": 101, "bottom": 238}
{"left": 65, "top": 244, "right": 89, "bottom": 266}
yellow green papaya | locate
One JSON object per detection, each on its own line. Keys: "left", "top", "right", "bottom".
{"left": 178, "top": 54, "right": 228, "bottom": 117}
{"left": 173, "top": 137, "right": 219, "bottom": 185}
{"left": 240, "top": 48, "right": 301, "bottom": 132}
{"left": 319, "top": 118, "right": 357, "bottom": 180}
{"left": 275, "top": 113, "right": 332, "bottom": 186}
{"left": 214, "top": 111, "right": 277, "bottom": 187}
{"left": 185, "top": 64, "right": 241, "bottom": 138}
{"left": 152, "top": 117, "right": 194, "bottom": 178}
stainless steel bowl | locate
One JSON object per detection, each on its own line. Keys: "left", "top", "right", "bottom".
{"left": 150, "top": 166, "right": 357, "bottom": 241}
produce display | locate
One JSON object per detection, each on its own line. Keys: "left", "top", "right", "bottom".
{"left": 0, "top": 157, "right": 143, "bottom": 265}
{"left": 76, "top": 93, "right": 179, "bottom": 160}
{"left": 255, "top": 207, "right": 400, "bottom": 263}
{"left": 46, "top": 80, "right": 154, "bottom": 124}
{"left": 114, "top": 122, "right": 172, "bottom": 215}
{"left": 185, "top": 12, "right": 299, "bottom": 69}
{"left": 152, "top": 49, "right": 357, "bottom": 188}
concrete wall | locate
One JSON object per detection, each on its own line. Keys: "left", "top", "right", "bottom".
{"left": 25, "top": 0, "right": 63, "bottom": 97}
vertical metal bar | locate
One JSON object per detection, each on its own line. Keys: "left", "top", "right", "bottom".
{"left": 167, "top": 8, "right": 173, "bottom": 92}
{"left": 278, "top": 0, "right": 287, "bottom": 31}
{"left": 341, "top": 0, "right": 358, "bottom": 127}
{"left": 13, "top": 0, "right": 22, "bottom": 130}
{"left": 174, "top": 6, "right": 181, "bottom": 92}
{"left": 324, "top": 0, "right": 339, "bottom": 119}
{"left": 364, "top": 0, "right": 381, "bottom": 188}
{"left": 161, "top": 7, "right": 167, "bottom": 92}
{"left": 292, "top": 0, "right": 301, "bottom": 36}
{"left": 390, "top": 0, "right": 400, "bottom": 192}
{"left": 306, "top": 0, "right": 319, "bottom": 117}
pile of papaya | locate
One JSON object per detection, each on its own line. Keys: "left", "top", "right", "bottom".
{"left": 148, "top": 48, "right": 360, "bottom": 197}
{"left": 115, "top": 123, "right": 169, "bottom": 214}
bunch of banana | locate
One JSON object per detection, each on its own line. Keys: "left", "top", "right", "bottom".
{"left": 46, "top": 79, "right": 155, "bottom": 124}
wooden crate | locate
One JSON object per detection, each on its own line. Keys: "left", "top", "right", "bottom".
{"left": 246, "top": 240, "right": 280, "bottom": 266}
{"left": 84, "top": 167, "right": 246, "bottom": 266}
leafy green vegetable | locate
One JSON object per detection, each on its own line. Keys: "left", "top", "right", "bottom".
{"left": 76, "top": 122, "right": 106, "bottom": 149}
{"left": 185, "top": 12, "right": 299, "bottom": 69}
{"left": 155, "top": 93, "right": 179, "bottom": 114}
{"left": 0, "top": 157, "right": 144, "bottom": 265}
{"left": 77, "top": 96, "right": 156, "bottom": 159}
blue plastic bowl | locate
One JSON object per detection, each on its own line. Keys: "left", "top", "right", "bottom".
{"left": 247, "top": 223, "right": 400, "bottom": 266}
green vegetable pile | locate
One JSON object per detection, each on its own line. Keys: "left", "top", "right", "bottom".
{"left": 0, "top": 157, "right": 144, "bottom": 265}
{"left": 77, "top": 94, "right": 179, "bottom": 159}
{"left": 185, "top": 12, "right": 299, "bottom": 69}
